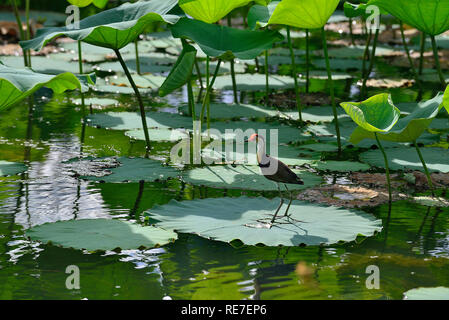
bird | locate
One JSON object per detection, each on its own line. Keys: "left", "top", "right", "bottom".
{"left": 246, "top": 133, "right": 304, "bottom": 225}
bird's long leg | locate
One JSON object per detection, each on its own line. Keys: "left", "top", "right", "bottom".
{"left": 271, "top": 183, "right": 284, "bottom": 224}
{"left": 283, "top": 184, "right": 293, "bottom": 217}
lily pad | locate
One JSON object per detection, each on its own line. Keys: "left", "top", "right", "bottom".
{"left": 107, "top": 74, "right": 166, "bottom": 89}
{"left": 280, "top": 106, "right": 349, "bottom": 123}
{"left": 72, "top": 97, "right": 118, "bottom": 107}
{"left": 146, "top": 196, "right": 382, "bottom": 246}
{"left": 125, "top": 128, "right": 189, "bottom": 142}
{"left": 179, "top": 103, "right": 278, "bottom": 119}
{"left": 360, "top": 147, "right": 449, "bottom": 173}
{"left": 404, "top": 287, "right": 449, "bottom": 300}
{"left": 182, "top": 165, "right": 321, "bottom": 191}
{"left": 413, "top": 196, "right": 449, "bottom": 208}
{"left": 213, "top": 74, "right": 302, "bottom": 91}
{"left": 179, "top": 0, "right": 251, "bottom": 24}
{"left": 74, "top": 157, "right": 180, "bottom": 183}
{"left": 0, "top": 160, "right": 27, "bottom": 176}
{"left": 299, "top": 143, "right": 339, "bottom": 152}
{"left": 310, "top": 161, "right": 371, "bottom": 172}
{"left": 26, "top": 219, "right": 177, "bottom": 251}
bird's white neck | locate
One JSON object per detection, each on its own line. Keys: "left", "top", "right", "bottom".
{"left": 256, "top": 136, "right": 269, "bottom": 165}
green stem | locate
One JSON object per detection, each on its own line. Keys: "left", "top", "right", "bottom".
{"left": 419, "top": 32, "right": 426, "bottom": 75}
{"left": 187, "top": 76, "right": 195, "bottom": 121}
{"left": 414, "top": 141, "right": 435, "bottom": 196}
{"left": 287, "top": 26, "right": 302, "bottom": 122}
{"left": 400, "top": 21, "right": 420, "bottom": 87}
{"left": 11, "top": 0, "right": 28, "bottom": 67}
{"left": 135, "top": 38, "right": 141, "bottom": 75}
{"left": 25, "top": 0, "right": 31, "bottom": 67}
{"left": 194, "top": 58, "right": 203, "bottom": 89}
{"left": 375, "top": 133, "right": 392, "bottom": 203}
{"left": 114, "top": 49, "right": 151, "bottom": 155}
{"left": 265, "top": 50, "right": 269, "bottom": 107}
{"left": 349, "top": 17, "right": 355, "bottom": 46}
{"left": 230, "top": 59, "right": 238, "bottom": 104}
{"left": 199, "top": 59, "right": 222, "bottom": 132}
{"left": 361, "top": 29, "right": 372, "bottom": 81}
{"left": 430, "top": 34, "right": 446, "bottom": 87}
{"left": 361, "top": 25, "right": 379, "bottom": 99}
{"left": 321, "top": 27, "right": 342, "bottom": 155}
{"left": 77, "top": 40, "right": 86, "bottom": 113}
{"left": 206, "top": 56, "right": 211, "bottom": 131}
{"left": 305, "top": 29, "right": 310, "bottom": 93}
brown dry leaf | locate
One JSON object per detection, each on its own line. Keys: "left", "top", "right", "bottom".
{"left": 0, "top": 43, "right": 58, "bottom": 56}
{"left": 361, "top": 78, "right": 414, "bottom": 88}
{"left": 325, "top": 20, "right": 365, "bottom": 35}
{"left": 378, "top": 27, "right": 419, "bottom": 44}
{"left": 389, "top": 49, "right": 449, "bottom": 69}
{"left": 0, "top": 20, "right": 41, "bottom": 39}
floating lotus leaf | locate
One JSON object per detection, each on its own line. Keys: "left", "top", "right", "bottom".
{"left": 0, "top": 160, "right": 27, "bottom": 176}
{"left": 0, "top": 63, "right": 94, "bottom": 111}
{"left": 413, "top": 196, "right": 449, "bottom": 208}
{"left": 179, "top": 0, "right": 252, "bottom": 24}
{"left": 125, "top": 128, "right": 189, "bottom": 142}
{"left": 360, "top": 147, "right": 449, "bottom": 173}
{"left": 182, "top": 165, "right": 321, "bottom": 191}
{"left": 107, "top": 74, "right": 166, "bottom": 89}
{"left": 350, "top": 93, "right": 444, "bottom": 144}
{"left": 87, "top": 111, "right": 193, "bottom": 130}
{"left": 146, "top": 196, "right": 382, "bottom": 246}
{"left": 313, "top": 58, "right": 364, "bottom": 71}
{"left": 299, "top": 143, "right": 339, "bottom": 152}
{"left": 20, "top": 0, "right": 180, "bottom": 51}
{"left": 73, "top": 157, "right": 180, "bottom": 182}
{"left": 310, "top": 160, "right": 371, "bottom": 172}
{"left": 247, "top": 1, "right": 280, "bottom": 29}
{"left": 0, "top": 10, "right": 66, "bottom": 27}
{"left": 280, "top": 106, "right": 349, "bottom": 123}
{"left": 72, "top": 98, "right": 118, "bottom": 107}
{"left": 369, "top": 0, "right": 449, "bottom": 36}
{"left": 179, "top": 103, "right": 279, "bottom": 119}
{"left": 159, "top": 41, "right": 197, "bottom": 97}
{"left": 212, "top": 74, "right": 302, "bottom": 91}
{"left": 26, "top": 219, "right": 177, "bottom": 251}
{"left": 268, "top": 0, "right": 340, "bottom": 29}
{"left": 404, "top": 287, "right": 449, "bottom": 300}
{"left": 340, "top": 94, "right": 401, "bottom": 133}
{"left": 170, "top": 17, "right": 284, "bottom": 60}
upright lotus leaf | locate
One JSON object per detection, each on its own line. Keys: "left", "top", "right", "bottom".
{"left": 179, "top": 0, "right": 252, "bottom": 24}
{"left": 93, "top": 0, "right": 109, "bottom": 9}
{"left": 26, "top": 219, "right": 178, "bottom": 251}
{"left": 443, "top": 84, "right": 449, "bottom": 114}
{"left": 67, "top": 0, "right": 93, "bottom": 7}
{"left": 20, "top": 0, "right": 180, "bottom": 51}
{"left": 350, "top": 93, "right": 444, "bottom": 144}
{"left": 344, "top": 2, "right": 387, "bottom": 19}
{"left": 146, "top": 197, "right": 382, "bottom": 246}
{"left": 0, "top": 63, "right": 94, "bottom": 112}
{"left": 170, "top": 17, "right": 284, "bottom": 60}
{"left": 340, "top": 93, "right": 401, "bottom": 133}
{"left": 268, "top": 0, "right": 340, "bottom": 29}
{"left": 159, "top": 41, "right": 197, "bottom": 97}
{"left": 247, "top": 1, "right": 279, "bottom": 30}
{"left": 369, "top": 0, "right": 449, "bottom": 36}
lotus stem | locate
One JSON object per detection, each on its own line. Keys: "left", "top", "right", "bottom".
{"left": 414, "top": 141, "right": 435, "bottom": 196}
{"left": 419, "top": 33, "right": 426, "bottom": 75}
{"left": 230, "top": 59, "right": 238, "bottom": 104}
{"left": 114, "top": 48, "right": 151, "bottom": 155}
{"left": 305, "top": 29, "right": 310, "bottom": 93}
{"left": 199, "top": 59, "right": 222, "bottom": 132}
{"left": 11, "top": 0, "right": 28, "bottom": 67}
{"left": 361, "top": 25, "right": 380, "bottom": 99}
{"left": 374, "top": 132, "right": 392, "bottom": 203}
{"left": 255, "top": 57, "right": 260, "bottom": 72}
{"left": 194, "top": 58, "right": 203, "bottom": 89}
{"left": 78, "top": 40, "right": 86, "bottom": 111}
{"left": 187, "top": 77, "right": 195, "bottom": 121}
{"left": 287, "top": 26, "right": 302, "bottom": 122}
{"left": 430, "top": 34, "right": 446, "bottom": 87}
{"left": 400, "top": 21, "right": 420, "bottom": 87}
{"left": 265, "top": 50, "right": 269, "bottom": 106}
{"left": 135, "top": 38, "right": 141, "bottom": 75}
{"left": 349, "top": 18, "right": 355, "bottom": 46}
{"left": 321, "top": 27, "right": 342, "bottom": 156}
{"left": 361, "top": 29, "right": 372, "bottom": 82}
{"left": 25, "top": 0, "right": 31, "bottom": 67}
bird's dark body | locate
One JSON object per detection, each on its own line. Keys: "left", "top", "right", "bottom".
{"left": 259, "top": 155, "right": 304, "bottom": 185}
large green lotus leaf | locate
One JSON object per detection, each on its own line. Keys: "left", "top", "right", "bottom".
{"left": 87, "top": 112, "right": 193, "bottom": 130}
{"left": 170, "top": 18, "right": 284, "bottom": 60}
{"left": 369, "top": 0, "right": 449, "bottom": 36}
{"left": 360, "top": 147, "right": 449, "bottom": 173}
{"left": 179, "top": 103, "right": 279, "bottom": 119}
{"left": 350, "top": 93, "right": 444, "bottom": 144}
{"left": 247, "top": 1, "right": 280, "bottom": 29}
{"left": 182, "top": 165, "right": 321, "bottom": 190}
{"left": 340, "top": 94, "right": 401, "bottom": 133}
{"left": 159, "top": 41, "right": 197, "bottom": 97}
{"left": 0, "top": 160, "right": 27, "bottom": 176}
{"left": 443, "top": 84, "right": 449, "bottom": 115}
{"left": 20, "top": 0, "right": 180, "bottom": 51}
{"left": 343, "top": 2, "right": 369, "bottom": 18}
{"left": 93, "top": 0, "right": 109, "bottom": 9}
{"left": 0, "top": 63, "right": 93, "bottom": 112}
{"left": 213, "top": 74, "right": 302, "bottom": 91}
{"left": 404, "top": 287, "right": 449, "bottom": 300}
{"left": 146, "top": 196, "right": 382, "bottom": 246}
{"left": 179, "top": 0, "right": 252, "bottom": 24}
{"left": 26, "top": 219, "right": 177, "bottom": 251}
{"left": 67, "top": 0, "right": 93, "bottom": 7}
{"left": 74, "top": 157, "right": 180, "bottom": 182}
{"left": 268, "top": 0, "right": 340, "bottom": 29}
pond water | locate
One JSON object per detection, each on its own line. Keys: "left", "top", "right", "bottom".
{"left": 1, "top": 27, "right": 449, "bottom": 299}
